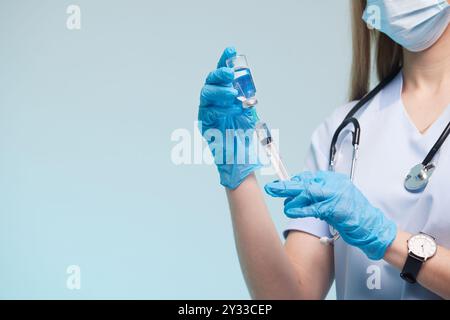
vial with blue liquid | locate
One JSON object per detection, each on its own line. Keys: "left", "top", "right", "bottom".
{"left": 226, "top": 55, "right": 258, "bottom": 107}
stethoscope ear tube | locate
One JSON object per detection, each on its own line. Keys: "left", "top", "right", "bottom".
{"left": 325, "top": 117, "right": 361, "bottom": 246}
{"left": 328, "top": 68, "right": 401, "bottom": 176}
{"left": 323, "top": 69, "right": 401, "bottom": 246}
{"left": 329, "top": 117, "right": 361, "bottom": 168}
{"left": 329, "top": 68, "right": 400, "bottom": 165}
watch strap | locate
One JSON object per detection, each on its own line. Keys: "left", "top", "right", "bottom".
{"left": 400, "top": 254, "right": 423, "bottom": 284}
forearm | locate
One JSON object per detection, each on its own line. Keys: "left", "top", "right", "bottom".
{"left": 384, "top": 230, "right": 450, "bottom": 299}
{"left": 226, "top": 174, "right": 303, "bottom": 299}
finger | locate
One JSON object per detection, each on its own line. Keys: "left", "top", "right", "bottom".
{"left": 283, "top": 192, "right": 312, "bottom": 207}
{"left": 205, "top": 67, "right": 235, "bottom": 86}
{"left": 284, "top": 203, "right": 319, "bottom": 220}
{"left": 292, "top": 171, "right": 329, "bottom": 202}
{"left": 264, "top": 180, "right": 306, "bottom": 198}
{"left": 308, "top": 171, "right": 348, "bottom": 201}
{"left": 306, "top": 178, "right": 327, "bottom": 201}
{"left": 284, "top": 192, "right": 312, "bottom": 209}
{"left": 200, "top": 85, "right": 238, "bottom": 107}
{"left": 217, "top": 47, "right": 237, "bottom": 69}
{"left": 265, "top": 171, "right": 316, "bottom": 198}
{"left": 284, "top": 197, "right": 294, "bottom": 206}
{"left": 291, "top": 171, "right": 315, "bottom": 183}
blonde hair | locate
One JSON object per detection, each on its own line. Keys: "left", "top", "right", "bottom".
{"left": 350, "top": 0, "right": 403, "bottom": 101}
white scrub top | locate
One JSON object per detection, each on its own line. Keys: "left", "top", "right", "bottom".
{"left": 284, "top": 72, "right": 450, "bottom": 300}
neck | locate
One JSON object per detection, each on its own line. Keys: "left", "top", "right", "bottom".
{"left": 402, "top": 26, "right": 450, "bottom": 92}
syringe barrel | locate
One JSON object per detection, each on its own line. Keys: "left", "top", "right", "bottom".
{"left": 255, "top": 122, "right": 290, "bottom": 181}
{"left": 264, "top": 142, "right": 291, "bottom": 181}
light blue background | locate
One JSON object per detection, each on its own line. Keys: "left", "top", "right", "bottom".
{"left": 0, "top": 0, "right": 352, "bottom": 299}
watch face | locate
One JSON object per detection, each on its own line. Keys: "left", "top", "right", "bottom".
{"left": 408, "top": 234, "right": 437, "bottom": 260}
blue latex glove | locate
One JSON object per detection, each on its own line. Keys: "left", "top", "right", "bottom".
{"left": 265, "top": 171, "right": 397, "bottom": 260}
{"left": 198, "top": 47, "right": 262, "bottom": 189}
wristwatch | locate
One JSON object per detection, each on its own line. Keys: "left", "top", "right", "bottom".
{"left": 400, "top": 233, "right": 437, "bottom": 284}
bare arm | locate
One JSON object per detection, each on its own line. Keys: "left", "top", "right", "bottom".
{"left": 227, "top": 173, "right": 334, "bottom": 300}
{"left": 384, "top": 230, "right": 450, "bottom": 299}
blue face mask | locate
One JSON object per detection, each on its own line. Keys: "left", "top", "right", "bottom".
{"left": 363, "top": 0, "right": 450, "bottom": 52}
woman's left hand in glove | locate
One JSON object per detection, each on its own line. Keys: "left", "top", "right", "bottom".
{"left": 265, "top": 171, "right": 397, "bottom": 260}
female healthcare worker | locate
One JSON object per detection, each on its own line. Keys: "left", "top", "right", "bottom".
{"left": 198, "top": 0, "right": 450, "bottom": 299}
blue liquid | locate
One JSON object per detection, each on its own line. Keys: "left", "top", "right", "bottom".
{"left": 233, "top": 67, "right": 257, "bottom": 104}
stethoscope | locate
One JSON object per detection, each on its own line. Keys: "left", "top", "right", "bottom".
{"left": 320, "top": 69, "right": 450, "bottom": 245}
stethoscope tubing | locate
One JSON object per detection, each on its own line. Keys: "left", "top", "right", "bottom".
{"left": 423, "top": 122, "right": 450, "bottom": 166}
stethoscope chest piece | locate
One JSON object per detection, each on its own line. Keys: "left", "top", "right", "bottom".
{"left": 404, "top": 163, "right": 436, "bottom": 192}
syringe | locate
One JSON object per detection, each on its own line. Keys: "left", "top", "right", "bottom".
{"left": 255, "top": 122, "right": 290, "bottom": 181}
